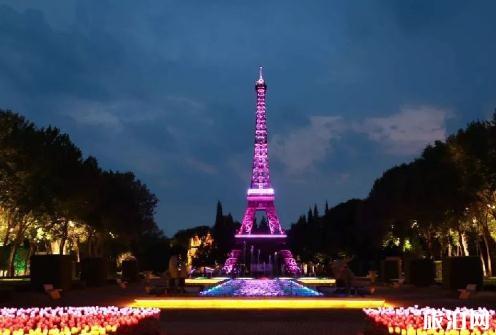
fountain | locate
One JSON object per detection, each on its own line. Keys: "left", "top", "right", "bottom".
{"left": 200, "top": 278, "right": 322, "bottom": 297}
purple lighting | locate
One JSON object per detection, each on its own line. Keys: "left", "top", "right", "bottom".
{"left": 237, "top": 67, "right": 284, "bottom": 236}
{"left": 222, "top": 68, "right": 300, "bottom": 275}
{"left": 235, "top": 234, "right": 287, "bottom": 239}
{"left": 200, "top": 279, "right": 322, "bottom": 297}
{"left": 247, "top": 188, "right": 274, "bottom": 196}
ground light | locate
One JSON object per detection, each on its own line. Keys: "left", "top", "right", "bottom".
{"left": 185, "top": 277, "right": 336, "bottom": 287}
{"left": 0, "top": 307, "right": 160, "bottom": 335}
{"left": 364, "top": 306, "right": 496, "bottom": 334}
{"left": 296, "top": 277, "right": 337, "bottom": 285}
{"left": 132, "top": 298, "right": 389, "bottom": 309}
{"left": 185, "top": 277, "right": 229, "bottom": 285}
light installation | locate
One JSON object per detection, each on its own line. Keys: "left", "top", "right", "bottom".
{"left": 132, "top": 298, "right": 388, "bottom": 310}
{"left": 199, "top": 278, "right": 322, "bottom": 297}
{"left": 222, "top": 68, "right": 299, "bottom": 275}
{"left": 185, "top": 277, "right": 229, "bottom": 285}
{"left": 364, "top": 306, "right": 496, "bottom": 334}
{"left": 0, "top": 307, "right": 160, "bottom": 335}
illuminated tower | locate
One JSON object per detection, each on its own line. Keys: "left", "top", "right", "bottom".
{"left": 223, "top": 67, "right": 299, "bottom": 275}
{"left": 237, "top": 67, "right": 284, "bottom": 236}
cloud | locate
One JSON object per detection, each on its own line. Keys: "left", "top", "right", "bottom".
{"left": 184, "top": 156, "right": 218, "bottom": 175}
{"left": 62, "top": 94, "right": 210, "bottom": 136}
{"left": 336, "top": 172, "right": 351, "bottom": 185}
{"left": 271, "top": 116, "right": 344, "bottom": 175}
{"left": 61, "top": 98, "right": 168, "bottom": 131}
{"left": 355, "top": 106, "right": 450, "bottom": 155}
{"left": 66, "top": 101, "right": 124, "bottom": 130}
{"left": 271, "top": 106, "right": 449, "bottom": 175}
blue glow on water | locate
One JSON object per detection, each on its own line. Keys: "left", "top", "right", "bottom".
{"left": 200, "top": 278, "right": 322, "bottom": 297}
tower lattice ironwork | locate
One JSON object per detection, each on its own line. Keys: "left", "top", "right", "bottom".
{"left": 237, "top": 66, "right": 284, "bottom": 236}
{"left": 222, "top": 67, "right": 299, "bottom": 275}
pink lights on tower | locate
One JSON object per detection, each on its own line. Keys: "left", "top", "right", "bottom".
{"left": 222, "top": 68, "right": 300, "bottom": 276}
{"left": 250, "top": 66, "right": 271, "bottom": 191}
{"left": 237, "top": 66, "right": 284, "bottom": 236}
{"left": 247, "top": 188, "right": 274, "bottom": 196}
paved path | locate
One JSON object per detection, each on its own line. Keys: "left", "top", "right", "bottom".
{"left": 161, "top": 310, "right": 369, "bottom": 335}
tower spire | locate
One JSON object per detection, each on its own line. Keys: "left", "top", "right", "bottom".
{"left": 258, "top": 66, "right": 264, "bottom": 83}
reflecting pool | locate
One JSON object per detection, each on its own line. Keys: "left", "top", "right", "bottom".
{"left": 200, "top": 278, "right": 322, "bottom": 297}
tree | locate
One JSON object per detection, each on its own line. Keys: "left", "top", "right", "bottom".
{"left": 212, "top": 202, "right": 239, "bottom": 262}
{"left": 0, "top": 110, "right": 47, "bottom": 275}
{"left": 313, "top": 204, "right": 319, "bottom": 218}
{"left": 0, "top": 110, "right": 164, "bottom": 276}
{"left": 251, "top": 216, "right": 269, "bottom": 234}
{"left": 307, "top": 208, "right": 313, "bottom": 224}
{"left": 215, "top": 201, "right": 223, "bottom": 225}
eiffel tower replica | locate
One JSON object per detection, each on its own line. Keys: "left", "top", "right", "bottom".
{"left": 223, "top": 67, "right": 299, "bottom": 276}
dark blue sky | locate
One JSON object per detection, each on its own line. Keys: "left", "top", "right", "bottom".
{"left": 1, "top": 1, "right": 495, "bottom": 235}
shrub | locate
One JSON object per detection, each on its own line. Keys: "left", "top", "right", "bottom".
{"left": 30, "top": 255, "right": 73, "bottom": 290}
{"left": 380, "top": 258, "right": 401, "bottom": 282}
{"left": 442, "top": 256, "right": 483, "bottom": 290}
{"left": 405, "top": 258, "right": 434, "bottom": 286}
{"left": 80, "top": 257, "right": 108, "bottom": 286}
{"left": 122, "top": 259, "right": 139, "bottom": 282}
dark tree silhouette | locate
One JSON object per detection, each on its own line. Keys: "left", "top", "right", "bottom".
{"left": 288, "top": 113, "right": 496, "bottom": 276}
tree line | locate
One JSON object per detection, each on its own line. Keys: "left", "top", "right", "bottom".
{"left": 0, "top": 110, "right": 164, "bottom": 276}
{"left": 288, "top": 113, "right": 496, "bottom": 277}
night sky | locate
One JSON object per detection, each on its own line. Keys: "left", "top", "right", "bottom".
{"left": 1, "top": 1, "right": 495, "bottom": 235}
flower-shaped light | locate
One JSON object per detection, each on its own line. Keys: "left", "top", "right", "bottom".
{"left": 364, "top": 306, "right": 496, "bottom": 335}
{"left": 0, "top": 306, "right": 160, "bottom": 335}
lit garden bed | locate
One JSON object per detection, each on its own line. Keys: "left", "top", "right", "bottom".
{"left": 0, "top": 307, "right": 160, "bottom": 335}
{"left": 364, "top": 306, "right": 496, "bottom": 335}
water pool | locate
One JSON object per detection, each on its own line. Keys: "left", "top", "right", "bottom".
{"left": 200, "top": 278, "right": 322, "bottom": 297}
